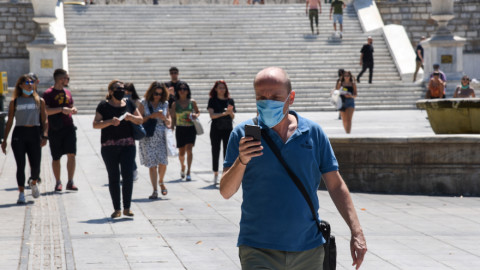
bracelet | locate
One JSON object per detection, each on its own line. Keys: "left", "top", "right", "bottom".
{"left": 238, "top": 156, "right": 248, "bottom": 166}
{"left": 41, "top": 135, "right": 48, "bottom": 140}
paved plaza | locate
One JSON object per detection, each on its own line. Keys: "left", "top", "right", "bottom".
{"left": 1, "top": 110, "right": 480, "bottom": 270}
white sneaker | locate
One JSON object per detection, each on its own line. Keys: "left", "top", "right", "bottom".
{"left": 17, "top": 193, "right": 26, "bottom": 204}
{"left": 214, "top": 175, "right": 218, "bottom": 185}
{"left": 30, "top": 181, "right": 40, "bottom": 199}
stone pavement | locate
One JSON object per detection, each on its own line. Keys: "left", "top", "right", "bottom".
{"left": 1, "top": 110, "right": 480, "bottom": 270}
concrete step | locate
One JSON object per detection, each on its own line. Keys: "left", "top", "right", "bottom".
{"left": 63, "top": 4, "right": 424, "bottom": 113}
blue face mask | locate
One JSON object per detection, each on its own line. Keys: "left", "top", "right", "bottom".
{"left": 256, "top": 95, "right": 289, "bottom": 128}
{"left": 461, "top": 84, "right": 469, "bottom": 89}
{"left": 22, "top": 89, "right": 34, "bottom": 96}
{"left": 124, "top": 94, "right": 132, "bottom": 99}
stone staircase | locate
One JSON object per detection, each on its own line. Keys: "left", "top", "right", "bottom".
{"left": 63, "top": 3, "right": 424, "bottom": 114}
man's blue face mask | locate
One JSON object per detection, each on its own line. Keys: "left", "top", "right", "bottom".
{"left": 256, "top": 94, "right": 290, "bottom": 128}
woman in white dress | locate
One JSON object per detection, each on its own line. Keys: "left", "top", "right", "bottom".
{"left": 138, "top": 81, "right": 171, "bottom": 199}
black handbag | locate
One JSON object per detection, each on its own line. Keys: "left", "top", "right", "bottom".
{"left": 253, "top": 118, "right": 337, "bottom": 270}
{"left": 126, "top": 99, "right": 146, "bottom": 140}
{"left": 142, "top": 102, "right": 157, "bottom": 137}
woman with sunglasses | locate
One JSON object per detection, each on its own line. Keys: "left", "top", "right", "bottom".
{"left": 453, "top": 76, "right": 475, "bottom": 98}
{"left": 1, "top": 74, "right": 48, "bottom": 204}
{"left": 207, "top": 80, "right": 235, "bottom": 185}
{"left": 138, "top": 82, "right": 171, "bottom": 199}
{"left": 170, "top": 82, "right": 200, "bottom": 181}
{"left": 335, "top": 71, "right": 357, "bottom": 134}
{"left": 93, "top": 80, "right": 143, "bottom": 218}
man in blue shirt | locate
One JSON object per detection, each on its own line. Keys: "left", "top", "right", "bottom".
{"left": 220, "top": 67, "right": 367, "bottom": 269}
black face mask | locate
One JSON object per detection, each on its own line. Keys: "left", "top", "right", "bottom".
{"left": 113, "top": 90, "right": 125, "bottom": 100}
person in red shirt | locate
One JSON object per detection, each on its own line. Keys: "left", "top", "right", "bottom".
{"left": 43, "top": 69, "right": 79, "bottom": 192}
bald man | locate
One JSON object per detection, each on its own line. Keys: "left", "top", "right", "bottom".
{"left": 220, "top": 67, "right": 367, "bottom": 269}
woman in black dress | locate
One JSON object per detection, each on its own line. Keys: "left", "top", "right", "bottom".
{"left": 207, "top": 80, "right": 235, "bottom": 185}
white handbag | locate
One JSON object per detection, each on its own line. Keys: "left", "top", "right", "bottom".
{"left": 192, "top": 118, "right": 204, "bottom": 135}
{"left": 329, "top": 89, "right": 343, "bottom": 110}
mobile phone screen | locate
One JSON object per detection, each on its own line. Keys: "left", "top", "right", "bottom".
{"left": 245, "top": 125, "right": 261, "bottom": 141}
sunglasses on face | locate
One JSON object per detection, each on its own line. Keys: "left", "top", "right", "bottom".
{"left": 114, "top": 87, "right": 125, "bottom": 91}
{"left": 179, "top": 88, "right": 188, "bottom": 91}
{"left": 153, "top": 92, "right": 162, "bottom": 96}
{"left": 24, "top": 80, "right": 35, "bottom": 85}
{"left": 462, "top": 79, "right": 469, "bottom": 81}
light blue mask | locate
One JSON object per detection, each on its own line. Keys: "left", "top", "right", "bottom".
{"left": 256, "top": 95, "right": 289, "bottom": 128}
{"left": 22, "top": 89, "right": 34, "bottom": 96}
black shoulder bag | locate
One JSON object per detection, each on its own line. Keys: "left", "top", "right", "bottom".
{"left": 142, "top": 101, "right": 157, "bottom": 137}
{"left": 252, "top": 118, "right": 337, "bottom": 270}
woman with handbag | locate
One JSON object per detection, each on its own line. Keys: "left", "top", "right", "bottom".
{"left": 93, "top": 80, "right": 143, "bottom": 218}
{"left": 335, "top": 71, "right": 357, "bottom": 134}
{"left": 124, "top": 82, "right": 142, "bottom": 181}
{"left": 138, "top": 81, "right": 171, "bottom": 199}
{"left": 207, "top": 80, "right": 235, "bottom": 185}
{"left": 170, "top": 82, "right": 200, "bottom": 182}
{"left": 1, "top": 74, "right": 48, "bottom": 204}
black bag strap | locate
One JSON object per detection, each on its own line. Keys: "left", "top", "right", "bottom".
{"left": 252, "top": 117, "right": 322, "bottom": 233}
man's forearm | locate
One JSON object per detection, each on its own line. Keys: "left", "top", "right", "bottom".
{"left": 220, "top": 158, "right": 246, "bottom": 199}
{"left": 324, "top": 171, "right": 363, "bottom": 234}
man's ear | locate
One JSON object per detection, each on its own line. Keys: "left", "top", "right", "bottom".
{"left": 289, "top": 91, "right": 296, "bottom": 104}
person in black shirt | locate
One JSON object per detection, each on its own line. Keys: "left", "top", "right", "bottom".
{"left": 357, "top": 36, "right": 374, "bottom": 84}
{"left": 93, "top": 80, "right": 143, "bottom": 219}
{"left": 165, "top": 67, "right": 190, "bottom": 109}
{"left": 207, "top": 80, "right": 235, "bottom": 185}
{"left": 413, "top": 36, "right": 426, "bottom": 82}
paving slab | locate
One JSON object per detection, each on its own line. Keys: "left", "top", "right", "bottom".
{"left": 1, "top": 110, "right": 479, "bottom": 270}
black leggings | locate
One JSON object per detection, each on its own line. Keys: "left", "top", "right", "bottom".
{"left": 210, "top": 128, "right": 232, "bottom": 172}
{"left": 11, "top": 126, "right": 42, "bottom": 187}
{"left": 101, "top": 145, "right": 136, "bottom": 211}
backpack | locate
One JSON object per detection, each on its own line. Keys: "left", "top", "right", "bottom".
{"left": 429, "top": 81, "right": 444, "bottom": 98}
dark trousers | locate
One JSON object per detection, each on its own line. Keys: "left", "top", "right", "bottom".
{"left": 358, "top": 62, "right": 374, "bottom": 83}
{"left": 11, "top": 126, "right": 42, "bottom": 187}
{"left": 101, "top": 145, "right": 136, "bottom": 211}
{"left": 210, "top": 128, "right": 232, "bottom": 172}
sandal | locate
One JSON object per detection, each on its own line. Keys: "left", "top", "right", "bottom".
{"left": 159, "top": 183, "right": 168, "bottom": 196}
{"left": 149, "top": 191, "right": 158, "bottom": 200}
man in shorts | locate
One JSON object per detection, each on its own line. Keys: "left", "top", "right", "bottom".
{"left": 43, "top": 69, "right": 79, "bottom": 192}
{"left": 330, "top": 0, "right": 346, "bottom": 38}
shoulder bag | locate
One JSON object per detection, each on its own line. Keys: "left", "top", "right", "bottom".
{"left": 126, "top": 99, "right": 146, "bottom": 140}
{"left": 252, "top": 118, "right": 337, "bottom": 270}
{"left": 142, "top": 102, "right": 157, "bottom": 137}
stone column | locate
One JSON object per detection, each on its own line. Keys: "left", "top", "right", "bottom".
{"left": 422, "top": 0, "right": 466, "bottom": 87}
{"left": 26, "top": 0, "right": 68, "bottom": 87}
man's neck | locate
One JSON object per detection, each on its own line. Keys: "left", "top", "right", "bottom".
{"left": 53, "top": 83, "right": 64, "bottom": 90}
{"left": 272, "top": 113, "right": 297, "bottom": 143}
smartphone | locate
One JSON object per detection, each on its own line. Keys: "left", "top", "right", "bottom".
{"left": 245, "top": 124, "right": 261, "bottom": 141}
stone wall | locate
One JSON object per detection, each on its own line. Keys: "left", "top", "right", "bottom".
{"left": 0, "top": 3, "right": 36, "bottom": 58}
{"left": 377, "top": 0, "right": 480, "bottom": 53}
{"left": 327, "top": 136, "right": 480, "bottom": 196}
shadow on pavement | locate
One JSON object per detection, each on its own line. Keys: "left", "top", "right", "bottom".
{"left": 0, "top": 201, "right": 34, "bottom": 208}
{"left": 80, "top": 217, "right": 132, "bottom": 224}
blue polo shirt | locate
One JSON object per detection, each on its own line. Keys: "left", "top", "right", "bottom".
{"left": 223, "top": 111, "right": 338, "bottom": 252}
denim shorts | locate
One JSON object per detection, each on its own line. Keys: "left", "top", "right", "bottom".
{"left": 333, "top": 14, "right": 343, "bottom": 24}
{"left": 340, "top": 97, "right": 355, "bottom": 111}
